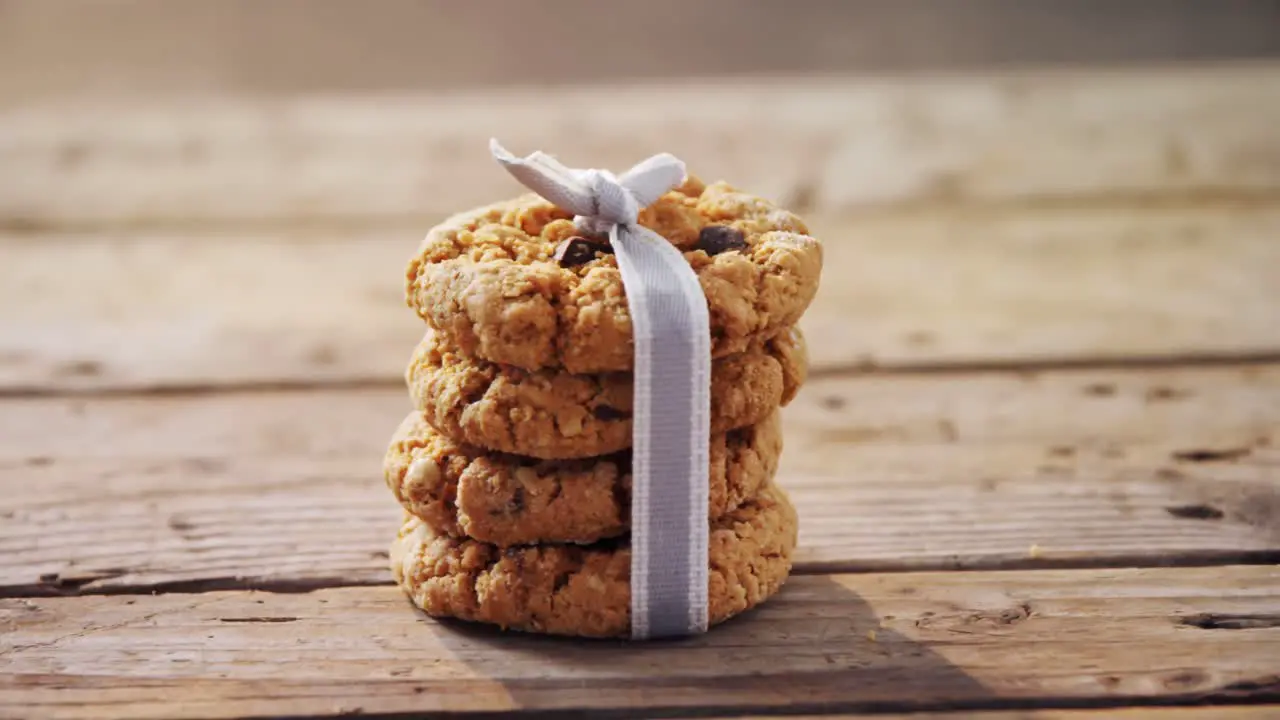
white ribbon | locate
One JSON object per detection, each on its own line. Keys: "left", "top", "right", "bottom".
{"left": 490, "top": 139, "right": 711, "bottom": 639}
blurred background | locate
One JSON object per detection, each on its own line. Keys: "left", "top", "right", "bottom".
{"left": 3, "top": 0, "right": 1280, "bottom": 655}
{"left": 3, "top": 0, "right": 1280, "bottom": 105}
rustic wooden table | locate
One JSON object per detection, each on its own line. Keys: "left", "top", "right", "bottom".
{"left": 1, "top": 62, "right": 1279, "bottom": 719}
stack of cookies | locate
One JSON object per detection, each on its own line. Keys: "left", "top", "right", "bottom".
{"left": 384, "top": 175, "right": 823, "bottom": 637}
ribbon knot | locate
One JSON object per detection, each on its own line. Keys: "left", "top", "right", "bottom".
{"left": 488, "top": 139, "right": 712, "bottom": 641}
{"left": 574, "top": 169, "right": 638, "bottom": 235}
{"left": 489, "top": 138, "right": 687, "bottom": 237}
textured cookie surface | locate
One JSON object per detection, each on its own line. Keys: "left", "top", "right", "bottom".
{"left": 407, "top": 326, "right": 807, "bottom": 459}
{"left": 384, "top": 410, "right": 783, "bottom": 547}
{"left": 405, "top": 178, "right": 823, "bottom": 373}
{"left": 390, "top": 482, "right": 797, "bottom": 638}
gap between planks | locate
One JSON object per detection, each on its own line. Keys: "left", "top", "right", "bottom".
{"left": 1, "top": 363, "right": 1276, "bottom": 598}
{"left": 6, "top": 351, "right": 1280, "bottom": 402}
{"left": 2, "top": 566, "right": 1278, "bottom": 719}
{"left": 9, "top": 552, "right": 1280, "bottom": 601}
{"left": 2, "top": 189, "right": 1280, "bottom": 237}
{"left": 725, "top": 709, "right": 1280, "bottom": 720}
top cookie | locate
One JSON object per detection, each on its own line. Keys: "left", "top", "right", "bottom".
{"left": 405, "top": 177, "right": 823, "bottom": 373}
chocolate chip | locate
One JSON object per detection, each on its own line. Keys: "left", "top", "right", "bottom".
{"left": 695, "top": 225, "right": 746, "bottom": 255}
{"left": 592, "top": 405, "right": 631, "bottom": 421}
{"left": 554, "top": 236, "right": 612, "bottom": 267}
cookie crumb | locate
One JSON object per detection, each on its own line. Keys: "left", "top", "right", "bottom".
{"left": 1028, "top": 543, "right": 1042, "bottom": 559}
{"left": 405, "top": 457, "right": 441, "bottom": 486}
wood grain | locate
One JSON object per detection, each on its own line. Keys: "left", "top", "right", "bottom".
{"left": 1, "top": 65, "right": 1277, "bottom": 227}
{"left": 1, "top": 365, "right": 1275, "bottom": 594}
{"left": 735, "top": 710, "right": 1280, "bottom": 720}
{"left": 5, "top": 0, "right": 1280, "bottom": 105}
{"left": 3, "top": 207, "right": 1277, "bottom": 393}
{"left": 2, "top": 567, "right": 1278, "bottom": 719}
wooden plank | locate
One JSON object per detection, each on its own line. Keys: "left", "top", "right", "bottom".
{"left": 6, "top": 1, "right": 1280, "bottom": 105}
{"left": 734, "top": 710, "right": 1280, "bottom": 720}
{"left": 1, "top": 64, "right": 1277, "bottom": 227}
{"left": 784, "top": 365, "right": 1280, "bottom": 572}
{"left": 1, "top": 567, "right": 1277, "bottom": 719}
{"left": 3, "top": 207, "right": 1277, "bottom": 393}
{"left": 1, "top": 365, "right": 1275, "bottom": 595}
{"left": 0, "top": 233, "right": 416, "bottom": 393}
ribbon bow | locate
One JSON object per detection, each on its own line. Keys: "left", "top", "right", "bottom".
{"left": 491, "top": 140, "right": 712, "bottom": 640}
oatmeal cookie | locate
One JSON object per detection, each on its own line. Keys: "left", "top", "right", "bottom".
{"left": 384, "top": 411, "right": 783, "bottom": 547}
{"left": 407, "top": 326, "right": 807, "bottom": 459}
{"left": 405, "top": 178, "right": 823, "bottom": 373}
{"left": 390, "top": 482, "right": 797, "bottom": 637}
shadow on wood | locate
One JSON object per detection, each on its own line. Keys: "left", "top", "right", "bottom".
{"left": 409, "top": 575, "right": 994, "bottom": 714}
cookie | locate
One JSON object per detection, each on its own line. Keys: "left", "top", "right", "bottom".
{"left": 390, "top": 482, "right": 797, "bottom": 637}
{"left": 405, "top": 178, "right": 823, "bottom": 374}
{"left": 771, "top": 326, "right": 808, "bottom": 406}
{"left": 384, "top": 410, "right": 783, "bottom": 547}
{"left": 407, "top": 326, "right": 807, "bottom": 459}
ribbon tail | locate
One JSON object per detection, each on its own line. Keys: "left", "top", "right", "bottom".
{"left": 612, "top": 224, "right": 712, "bottom": 639}
{"left": 489, "top": 138, "right": 597, "bottom": 215}
{"left": 618, "top": 154, "right": 688, "bottom": 208}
